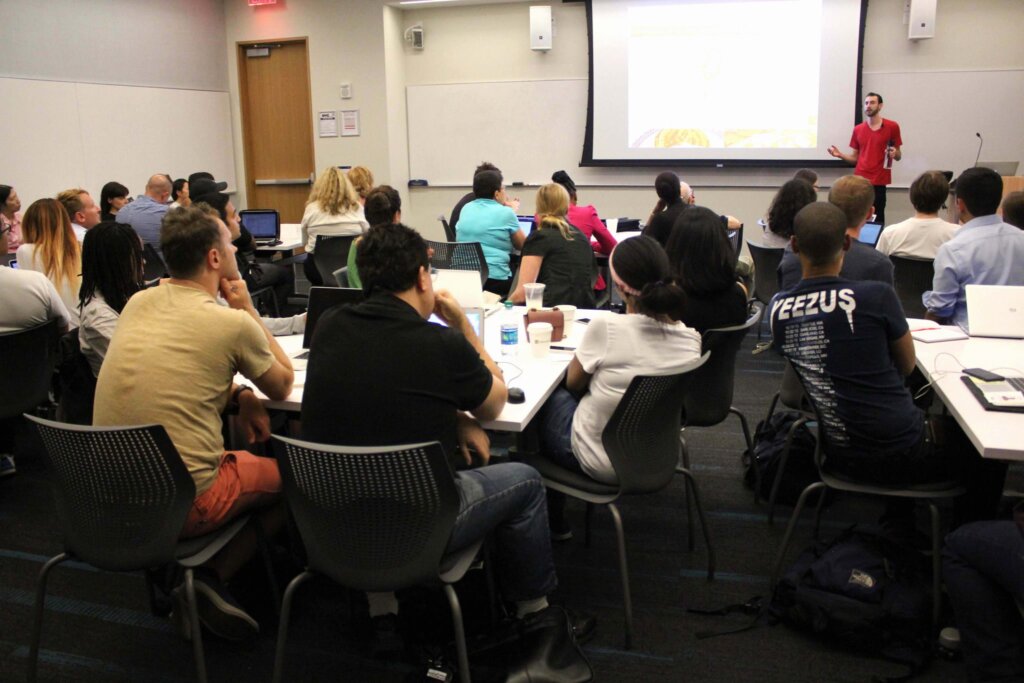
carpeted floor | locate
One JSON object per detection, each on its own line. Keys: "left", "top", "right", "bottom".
{"left": 0, "top": 329, "right": 1012, "bottom": 682}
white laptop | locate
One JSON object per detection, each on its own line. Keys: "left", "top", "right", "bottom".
{"left": 965, "top": 285, "right": 1024, "bottom": 338}
{"left": 430, "top": 268, "right": 486, "bottom": 337}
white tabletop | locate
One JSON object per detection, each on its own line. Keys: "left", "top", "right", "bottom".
{"left": 914, "top": 335, "right": 1024, "bottom": 461}
{"left": 255, "top": 222, "right": 303, "bottom": 253}
{"left": 249, "top": 307, "right": 608, "bottom": 432}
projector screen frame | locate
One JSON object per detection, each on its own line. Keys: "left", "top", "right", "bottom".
{"left": 580, "top": 0, "right": 870, "bottom": 169}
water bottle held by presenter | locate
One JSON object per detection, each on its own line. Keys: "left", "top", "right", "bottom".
{"left": 885, "top": 140, "right": 894, "bottom": 169}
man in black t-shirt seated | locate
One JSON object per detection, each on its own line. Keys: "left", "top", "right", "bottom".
{"left": 770, "top": 202, "right": 1004, "bottom": 522}
{"left": 301, "top": 223, "right": 575, "bottom": 640}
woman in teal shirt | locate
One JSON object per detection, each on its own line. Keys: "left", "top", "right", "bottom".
{"left": 454, "top": 169, "right": 526, "bottom": 297}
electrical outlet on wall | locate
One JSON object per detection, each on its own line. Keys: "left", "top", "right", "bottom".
{"left": 340, "top": 83, "right": 352, "bottom": 99}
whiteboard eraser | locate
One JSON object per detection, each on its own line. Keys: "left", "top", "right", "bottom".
{"left": 408, "top": 179, "right": 429, "bottom": 187}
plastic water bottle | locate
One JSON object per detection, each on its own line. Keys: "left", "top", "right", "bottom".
{"left": 500, "top": 301, "right": 519, "bottom": 356}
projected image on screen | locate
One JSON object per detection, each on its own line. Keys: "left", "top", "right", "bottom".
{"left": 627, "top": 1, "right": 821, "bottom": 150}
{"left": 587, "top": 0, "right": 863, "bottom": 164}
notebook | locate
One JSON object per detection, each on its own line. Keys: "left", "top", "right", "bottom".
{"left": 857, "top": 222, "right": 883, "bottom": 247}
{"left": 240, "top": 209, "right": 280, "bottom": 246}
{"left": 965, "top": 285, "right": 1024, "bottom": 339}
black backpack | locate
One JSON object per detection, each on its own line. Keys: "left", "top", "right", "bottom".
{"left": 742, "top": 410, "right": 818, "bottom": 504}
{"left": 770, "top": 526, "right": 934, "bottom": 681}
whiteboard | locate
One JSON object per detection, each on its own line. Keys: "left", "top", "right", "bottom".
{"left": 406, "top": 71, "right": 1024, "bottom": 188}
{"left": 0, "top": 77, "right": 237, "bottom": 204}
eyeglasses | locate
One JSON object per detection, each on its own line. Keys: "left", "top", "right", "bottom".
{"left": 0, "top": 225, "right": 12, "bottom": 236}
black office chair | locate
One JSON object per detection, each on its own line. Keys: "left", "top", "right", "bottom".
{"left": 768, "top": 384, "right": 965, "bottom": 631}
{"left": 889, "top": 255, "right": 935, "bottom": 318}
{"left": 519, "top": 354, "right": 714, "bottom": 650}
{"left": 679, "top": 304, "right": 762, "bottom": 546}
{"left": 426, "top": 239, "right": 489, "bottom": 286}
{"left": 142, "top": 243, "right": 167, "bottom": 284}
{"left": 439, "top": 215, "right": 457, "bottom": 242}
{"left": 270, "top": 437, "right": 482, "bottom": 683}
{"left": 727, "top": 224, "right": 744, "bottom": 266}
{"left": 747, "top": 241, "right": 785, "bottom": 340}
{"left": 25, "top": 417, "right": 271, "bottom": 683}
{"left": 0, "top": 318, "right": 60, "bottom": 422}
{"left": 313, "top": 235, "right": 357, "bottom": 287}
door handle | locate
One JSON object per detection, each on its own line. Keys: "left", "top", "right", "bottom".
{"left": 254, "top": 177, "right": 313, "bottom": 186}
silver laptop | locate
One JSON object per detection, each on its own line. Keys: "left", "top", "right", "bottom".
{"left": 965, "top": 285, "right": 1024, "bottom": 338}
{"left": 976, "top": 161, "right": 1019, "bottom": 176}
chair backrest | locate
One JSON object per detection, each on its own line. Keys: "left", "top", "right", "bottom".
{"left": 727, "top": 224, "right": 744, "bottom": 265}
{"left": 26, "top": 416, "right": 195, "bottom": 571}
{"left": 333, "top": 266, "right": 349, "bottom": 288}
{"left": 142, "top": 243, "right": 167, "bottom": 283}
{"left": 426, "top": 239, "right": 489, "bottom": 286}
{"left": 889, "top": 255, "right": 934, "bottom": 319}
{"left": 314, "top": 235, "right": 357, "bottom": 287}
{"left": 602, "top": 352, "right": 709, "bottom": 495}
{"left": 0, "top": 318, "right": 61, "bottom": 419}
{"left": 684, "top": 304, "right": 763, "bottom": 427}
{"left": 272, "top": 436, "right": 460, "bottom": 591}
{"left": 747, "top": 241, "right": 785, "bottom": 305}
{"left": 439, "top": 215, "right": 456, "bottom": 242}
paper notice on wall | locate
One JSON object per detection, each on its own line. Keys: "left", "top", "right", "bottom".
{"left": 318, "top": 111, "right": 338, "bottom": 137}
{"left": 340, "top": 109, "right": 360, "bottom": 137}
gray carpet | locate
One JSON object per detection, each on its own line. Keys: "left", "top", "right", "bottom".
{"left": 1, "top": 330, "right": 1008, "bottom": 682}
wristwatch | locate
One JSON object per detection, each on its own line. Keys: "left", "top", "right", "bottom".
{"left": 231, "top": 384, "right": 255, "bottom": 407}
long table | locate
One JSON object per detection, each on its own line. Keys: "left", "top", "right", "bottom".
{"left": 252, "top": 308, "right": 606, "bottom": 432}
{"left": 914, "top": 335, "right": 1024, "bottom": 461}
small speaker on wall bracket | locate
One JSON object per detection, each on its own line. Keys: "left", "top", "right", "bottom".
{"left": 907, "top": 0, "right": 936, "bottom": 40}
{"left": 530, "top": 6, "right": 553, "bottom": 51}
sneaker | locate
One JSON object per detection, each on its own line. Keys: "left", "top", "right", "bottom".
{"left": 191, "top": 569, "right": 259, "bottom": 641}
{"left": 0, "top": 455, "right": 15, "bottom": 478}
{"left": 563, "top": 606, "right": 597, "bottom": 644}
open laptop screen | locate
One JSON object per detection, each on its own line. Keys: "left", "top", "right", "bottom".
{"left": 857, "top": 222, "right": 883, "bottom": 247}
{"left": 428, "top": 310, "right": 483, "bottom": 338}
{"left": 240, "top": 210, "right": 280, "bottom": 241}
{"left": 302, "top": 286, "right": 365, "bottom": 349}
{"left": 517, "top": 215, "right": 535, "bottom": 236}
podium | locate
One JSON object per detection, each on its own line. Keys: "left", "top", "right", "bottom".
{"left": 944, "top": 175, "right": 1023, "bottom": 224}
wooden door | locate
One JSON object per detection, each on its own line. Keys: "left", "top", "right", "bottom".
{"left": 237, "top": 39, "right": 315, "bottom": 223}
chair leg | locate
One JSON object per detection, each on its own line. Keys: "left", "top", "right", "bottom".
{"left": 253, "top": 521, "right": 282, "bottom": 616}
{"left": 811, "top": 487, "right": 828, "bottom": 540}
{"left": 770, "top": 482, "right": 826, "bottom": 588}
{"left": 184, "top": 569, "right": 208, "bottom": 683}
{"left": 607, "top": 502, "right": 633, "bottom": 650}
{"left": 443, "top": 584, "right": 472, "bottom": 683}
{"left": 27, "top": 553, "right": 69, "bottom": 683}
{"left": 679, "top": 432, "right": 695, "bottom": 551}
{"left": 272, "top": 570, "right": 314, "bottom": 683}
{"left": 729, "top": 408, "right": 754, "bottom": 460}
{"left": 676, "top": 467, "right": 716, "bottom": 581}
{"left": 767, "top": 417, "right": 810, "bottom": 525}
{"left": 927, "top": 502, "right": 942, "bottom": 632}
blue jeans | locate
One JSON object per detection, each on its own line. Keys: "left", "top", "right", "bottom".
{"left": 447, "top": 462, "right": 557, "bottom": 602}
{"left": 536, "top": 387, "right": 584, "bottom": 474}
{"left": 943, "top": 521, "right": 1024, "bottom": 681}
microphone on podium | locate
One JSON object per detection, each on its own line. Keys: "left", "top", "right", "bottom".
{"left": 974, "top": 132, "right": 984, "bottom": 167}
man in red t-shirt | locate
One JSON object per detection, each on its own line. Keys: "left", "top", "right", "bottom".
{"left": 828, "top": 92, "right": 903, "bottom": 226}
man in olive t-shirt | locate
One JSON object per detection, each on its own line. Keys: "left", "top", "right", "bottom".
{"left": 95, "top": 206, "right": 294, "bottom": 641}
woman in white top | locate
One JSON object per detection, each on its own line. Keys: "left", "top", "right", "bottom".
{"left": 78, "top": 222, "right": 145, "bottom": 376}
{"left": 17, "top": 198, "right": 82, "bottom": 326}
{"left": 534, "top": 236, "right": 702, "bottom": 538}
{"left": 301, "top": 166, "right": 368, "bottom": 286}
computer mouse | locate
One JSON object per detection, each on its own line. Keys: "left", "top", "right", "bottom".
{"left": 508, "top": 387, "right": 526, "bottom": 404}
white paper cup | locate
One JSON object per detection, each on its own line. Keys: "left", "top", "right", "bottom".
{"left": 526, "top": 322, "right": 553, "bottom": 358}
{"left": 554, "top": 305, "right": 576, "bottom": 337}
{"left": 524, "top": 283, "right": 546, "bottom": 310}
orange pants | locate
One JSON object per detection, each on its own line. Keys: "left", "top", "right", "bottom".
{"left": 181, "top": 451, "right": 281, "bottom": 538}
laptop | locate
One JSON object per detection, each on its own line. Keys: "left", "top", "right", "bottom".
{"left": 857, "top": 222, "right": 883, "bottom": 247}
{"left": 431, "top": 268, "right": 490, "bottom": 331}
{"left": 240, "top": 209, "right": 281, "bottom": 246}
{"left": 964, "top": 284, "right": 1024, "bottom": 338}
{"left": 293, "top": 286, "right": 365, "bottom": 359}
{"left": 976, "top": 161, "right": 1019, "bottom": 176}
{"left": 517, "top": 215, "right": 536, "bottom": 236}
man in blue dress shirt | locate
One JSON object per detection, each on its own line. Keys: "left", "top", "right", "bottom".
{"left": 116, "top": 173, "right": 172, "bottom": 255}
{"left": 923, "top": 167, "right": 1024, "bottom": 326}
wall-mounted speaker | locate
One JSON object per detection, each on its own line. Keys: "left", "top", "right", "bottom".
{"left": 908, "top": 0, "right": 936, "bottom": 40}
{"left": 530, "top": 6, "right": 552, "bottom": 51}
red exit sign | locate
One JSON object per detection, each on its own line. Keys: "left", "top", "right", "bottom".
{"left": 248, "top": 0, "right": 277, "bottom": 6}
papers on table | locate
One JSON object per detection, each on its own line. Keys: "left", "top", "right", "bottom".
{"left": 907, "top": 318, "right": 969, "bottom": 343}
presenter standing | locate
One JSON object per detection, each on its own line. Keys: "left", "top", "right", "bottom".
{"left": 828, "top": 92, "right": 902, "bottom": 226}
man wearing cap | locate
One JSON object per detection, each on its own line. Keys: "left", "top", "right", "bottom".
{"left": 116, "top": 174, "right": 172, "bottom": 254}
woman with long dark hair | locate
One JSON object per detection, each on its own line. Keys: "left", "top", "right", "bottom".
{"left": 99, "top": 181, "right": 130, "bottom": 222}
{"left": 346, "top": 185, "right": 402, "bottom": 290}
{"left": 78, "top": 222, "right": 145, "bottom": 375}
{"left": 665, "top": 206, "right": 749, "bottom": 333}
{"left": 763, "top": 178, "right": 816, "bottom": 248}
{"left": 533, "top": 236, "right": 702, "bottom": 537}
